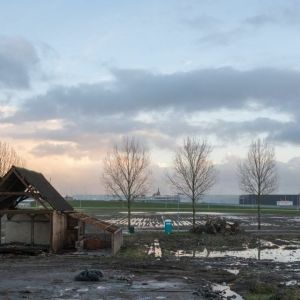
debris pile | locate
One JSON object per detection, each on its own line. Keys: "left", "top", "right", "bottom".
{"left": 75, "top": 269, "right": 104, "bottom": 281}
{"left": 190, "top": 218, "right": 240, "bottom": 235}
{"left": 0, "top": 244, "right": 48, "bottom": 256}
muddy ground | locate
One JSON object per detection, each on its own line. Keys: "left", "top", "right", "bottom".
{"left": 95, "top": 211, "right": 300, "bottom": 232}
{"left": 1, "top": 214, "right": 300, "bottom": 299}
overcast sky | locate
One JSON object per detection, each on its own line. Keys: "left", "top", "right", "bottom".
{"left": 1, "top": 0, "right": 300, "bottom": 195}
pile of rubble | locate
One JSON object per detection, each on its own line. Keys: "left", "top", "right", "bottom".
{"left": 190, "top": 218, "right": 240, "bottom": 235}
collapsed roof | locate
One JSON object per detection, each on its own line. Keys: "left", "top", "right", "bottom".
{"left": 69, "top": 212, "right": 120, "bottom": 233}
{"left": 0, "top": 166, "right": 73, "bottom": 211}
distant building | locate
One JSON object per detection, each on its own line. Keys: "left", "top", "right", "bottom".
{"left": 140, "top": 189, "right": 182, "bottom": 203}
{"left": 73, "top": 194, "right": 123, "bottom": 201}
{"left": 152, "top": 187, "right": 161, "bottom": 197}
{"left": 239, "top": 194, "right": 300, "bottom": 207}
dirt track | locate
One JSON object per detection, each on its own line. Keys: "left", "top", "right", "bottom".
{"left": 1, "top": 214, "right": 300, "bottom": 299}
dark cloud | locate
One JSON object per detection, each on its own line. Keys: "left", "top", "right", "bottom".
{"left": 0, "top": 36, "right": 39, "bottom": 89}
{"left": 205, "top": 118, "right": 284, "bottom": 141}
{"left": 187, "top": 2, "right": 300, "bottom": 47}
{"left": 269, "top": 122, "right": 300, "bottom": 144}
{"left": 6, "top": 67, "right": 300, "bottom": 123}
{"left": 2, "top": 66, "right": 300, "bottom": 155}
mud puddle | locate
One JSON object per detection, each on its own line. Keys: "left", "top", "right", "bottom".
{"left": 172, "top": 246, "right": 300, "bottom": 262}
{"left": 212, "top": 283, "right": 243, "bottom": 300}
{"left": 147, "top": 237, "right": 300, "bottom": 262}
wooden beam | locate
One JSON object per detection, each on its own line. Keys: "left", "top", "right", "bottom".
{"left": 11, "top": 170, "right": 49, "bottom": 209}
{"left": 0, "top": 214, "right": 1, "bottom": 245}
{"left": 0, "top": 192, "right": 32, "bottom": 196}
{"left": 0, "top": 209, "right": 53, "bottom": 215}
{"left": 50, "top": 212, "right": 53, "bottom": 252}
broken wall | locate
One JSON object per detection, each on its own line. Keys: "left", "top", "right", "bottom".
{"left": 112, "top": 228, "right": 123, "bottom": 255}
{"left": 51, "top": 211, "right": 67, "bottom": 252}
{"left": 5, "top": 214, "right": 50, "bottom": 245}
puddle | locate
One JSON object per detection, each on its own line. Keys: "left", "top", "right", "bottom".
{"left": 224, "top": 268, "right": 240, "bottom": 275}
{"left": 77, "top": 288, "right": 89, "bottom": 293}
{"left": 173, "top": 246, "right": 300, "bottom": 262}
{"left": 249, "top": 222, "right": 274, "bottom": 227}
{"left": 212, "top": 283, "right": 243, "bottom": 300}
{"left": 131, "top": 279, "right": 183, "bottom": 290}
{"left": 155, "top": 212, "right": 225, "bottom": 215}
{"left": 259, "top": 239, "right": 278, "bottom": 248}
{"left": 284, "top": 280, "right": 300, "bottom": 286}
{"left": 96, "top": 285, "right": 106, "bottom": 290}
{"left": 148, "top": 239, "right": 162, "bottom": 258}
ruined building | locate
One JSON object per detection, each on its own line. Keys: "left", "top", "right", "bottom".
{"left": 0, "top": 166, "right": 122, "bottom": 255}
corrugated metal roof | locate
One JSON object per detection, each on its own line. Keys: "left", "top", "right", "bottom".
{"left": 0, "top": 166, "right": 73, "bottom": 211}
{"left": 69, "top": 212, "right": 120, "bottom": 233}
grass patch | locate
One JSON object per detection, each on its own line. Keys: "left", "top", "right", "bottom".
{"left": 245, "top": 294, "right": 274, "bottom": 300}
{"left": 245, "top": 287, "right": 300, "bottom": 300}
{"left": 68, "top": 200, "right": 300, "bottom": 215}
{"left": 243, "top": 280, "right": 278, "bottom": 300}
{"left": 269, "top": 288, "right": 300, "bottom": 300}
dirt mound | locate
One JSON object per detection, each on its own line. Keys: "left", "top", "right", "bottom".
{"left": 190, "top": 218, "right": 240, "bottom": 235}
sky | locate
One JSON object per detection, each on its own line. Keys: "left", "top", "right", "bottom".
{"left": 1, "top": 0, "right": 300, "bottom": 195}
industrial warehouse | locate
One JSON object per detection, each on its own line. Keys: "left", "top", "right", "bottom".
{"left": 239, "top": 194, "right": 300, "bottom": 207}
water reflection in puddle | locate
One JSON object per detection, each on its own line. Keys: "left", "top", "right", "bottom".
{"left": 148, "top": 239, "right": 162, "bottom": 257}
{"left": 224, "top": 268, "right": 240, "bottom": 275}
{"left": 146, "top": 237, "right": 300, "bottom": 262}
{"left": 284, "top": 280, "right": 300, "bottom": 286}
{"left": 173, "top": 246, "right": 300, "bottom": 262}
{"left": 212, "top": 283, "right": 243, "bottom": 300}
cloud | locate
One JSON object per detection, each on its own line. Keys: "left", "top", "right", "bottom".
{"left": 269, "top": 121, "right": 300, "bottom": 144}
{"left": 6, "top": 67, "right": 300, "bottom": 123}
{"left": 183, "top": 14, "right": 221, "bottom": 31}
{"left": 2, "top": 66, "right": 300, "bottom": 157}
{"left": 0, "top": 36, "right": 39, "bottom": 89}
{"left": 198, "top": 28, "right": 245, "bottom": 47}
{"left": 213, "top": 156, "right": 300, "bottom": 194}
{"left": 30, "top": 142, "right": 80, "bottom": 157}
{"left": 244, "top": 14, "right": 277, "bottom": 27}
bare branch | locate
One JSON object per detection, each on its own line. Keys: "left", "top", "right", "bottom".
{"left": 0, "top": 141, "right": 25, "bottom": 178}
{"left": 102, "top": 137, "right": 151, "bottom": 229}
{"left": 238, "top": 139, "right": 278, "bottom": 196}
{"left": 238, "top": 138, "right": 278, "bottom": 229}
{"left": 168, "top": 137, "right": 216, "bottom": 228}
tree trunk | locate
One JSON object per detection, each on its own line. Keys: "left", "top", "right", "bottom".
{"left": 257, "top": 194, "right": 261, "bottom": 230}
{"left": 192, "top": 197, "right": 196, "bottom": 229}
{"left": 127, "top": 197, "right": 131, "bottom": 229}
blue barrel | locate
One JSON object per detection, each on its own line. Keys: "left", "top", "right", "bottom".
{"left": 164, "top": 219, "right": 173, "bottom": 234}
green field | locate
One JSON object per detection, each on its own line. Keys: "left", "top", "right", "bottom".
{"left": 68, "top": 200, "right": 300, "bottom": 215}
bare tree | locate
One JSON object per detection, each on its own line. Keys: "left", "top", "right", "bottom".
{"left": 168, "top": 137, "right": 216, "bottom": 229}
{"left": 0, "top": 141, "right": 25, "bottom": 178}
{"left": 103, "top": 137, "right": 150, "bottom": 230}
{"left": 238, "top": 138, "right": 278, "bottom": 230}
